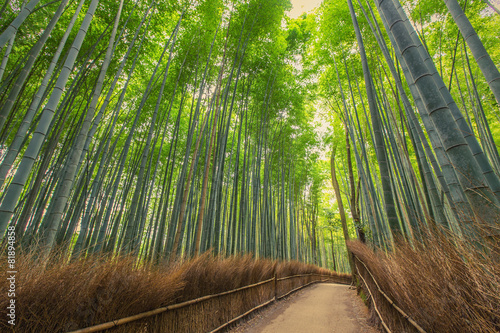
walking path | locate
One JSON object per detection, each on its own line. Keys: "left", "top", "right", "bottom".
{"left": 230, "top": 283, "right": 378, "bottom": 333}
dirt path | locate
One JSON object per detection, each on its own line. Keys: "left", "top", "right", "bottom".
{"left": 230, "top": 283, "right": 378, "bottom": 333}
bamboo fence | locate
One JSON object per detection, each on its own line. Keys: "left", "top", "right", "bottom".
{"left": 68, "top": 273, "right": 351, "bottom": 333}
{"left": 353, "top": 255, "right": 426, "bottom": 333}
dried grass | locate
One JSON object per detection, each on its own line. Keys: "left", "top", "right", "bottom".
{"left": 0, "top": 251, "right": 348, "bottom": 332}
{"left": 348, "top": 226, "right": 500, "bottom": 333}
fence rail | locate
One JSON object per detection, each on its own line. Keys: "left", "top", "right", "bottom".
{"left": 352, "top": 255, "right": 426, "bottom": 333}
{"left": 69, "top": 273, "right": 351, "bottom": 333}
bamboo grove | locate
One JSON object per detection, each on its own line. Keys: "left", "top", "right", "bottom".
{"left": 0, "top": 0, "right": 499, "bottom": 271}
{"left": 313, "top": 0, "right": 500, "bottom": 251}
{"left": 0, "top": 0, "right": 338, "bottom": 268}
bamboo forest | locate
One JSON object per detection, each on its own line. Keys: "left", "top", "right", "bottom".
{"left": 0, "top": 0, "right": 499, "bottom": 331}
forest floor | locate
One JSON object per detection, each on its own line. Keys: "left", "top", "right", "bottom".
{"left": 229, "top": 283, "right": 378, "bottom": 333}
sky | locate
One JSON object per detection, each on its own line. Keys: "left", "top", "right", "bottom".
{"left": 287, "top": 0, "right": 323, "bottom": 18}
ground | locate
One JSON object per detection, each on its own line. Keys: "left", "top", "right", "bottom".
{"left": 229, "top": 283, "right": 378, "bottom": 333}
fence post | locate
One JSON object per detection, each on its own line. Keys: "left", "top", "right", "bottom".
{"left": 274, "top": 274, "right": 277, "bottom": 301}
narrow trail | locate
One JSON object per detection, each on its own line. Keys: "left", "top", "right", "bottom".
{"left": 230, "top": 283, "right": 378, "bottom": 333}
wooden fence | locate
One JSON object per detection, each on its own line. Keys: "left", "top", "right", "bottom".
{"left": 69, "top": 273, "right": 351, "bottom": 333}
{"left": 352, "top": 255, "right": 426, "bottom": 333}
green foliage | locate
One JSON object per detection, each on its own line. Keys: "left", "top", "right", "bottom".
{"left": 0, "top": 0, "right": 498, "bottom": 268}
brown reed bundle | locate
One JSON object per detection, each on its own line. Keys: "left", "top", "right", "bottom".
{"left": 0, "top": 250, "right": 346, "bottom": 332}
{"left": 348, "top": 225, "right": 500, "bottom": 333}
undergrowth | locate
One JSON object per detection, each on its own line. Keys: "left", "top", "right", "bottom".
{"left": 0, "top": 251, "right": 346, "bottom": 332}
{"left": 349, "top": 226, "right": 500, "bottom": 333}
